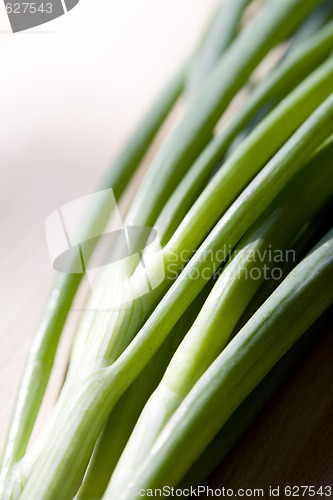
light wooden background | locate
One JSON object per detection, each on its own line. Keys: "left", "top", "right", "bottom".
{"left": 0, "top": 1, "right": 332, "bottom": 497}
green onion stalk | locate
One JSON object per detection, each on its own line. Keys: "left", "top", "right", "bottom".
{"left": 186, "top": 0, "right": 253, "bottom": 95}
{"left": 180, "top": 288, "right": 333, "bottom": 488}
{"left": 14, "top": 91, "right": 333, "bottom": 500}
{"left": 156, "top": 22, "right": 333, "bottom": 244}
{"left": 75, "top": 284, "right": 213, "bottom": 500}
{"left": 69, "top": 54, "right": 333, "bottom": 378}
{"left": 122, "top": 229, "right": 333, "bottom": 495}
{"left": 0, "top": 0, "right": 251, "bottom": 488}
{"left": 11, "top": 59, "right": 332, "bottom": 500}
{"left": 1, "top": 1, "right": 330, "bottom": 498}
{"left": 78, "top": 138, "right": 333, "bottom": 500}
{"left": 67, "top": 0, "right": 285, "bottom": 374}
{"left": 105, "top": 139, "right": 333, "bottom": 497}
{"left": 225, "top": 17, "right": 333, "bottom": 158}
{"left": 285, "top": 0, "right": 333, "bottom": 51}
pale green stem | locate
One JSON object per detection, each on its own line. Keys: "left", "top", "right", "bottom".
{"left": 17, "top": 93, "right": 333, "bottom": 500}
{"left": 124, "top": 230, "right": 333, "bottom": 494}
{"left": 106, "top": 141, "right": 333, "bottom": 495}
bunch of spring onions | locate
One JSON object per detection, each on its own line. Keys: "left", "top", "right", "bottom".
{"left": 1, "top": 0, "right": 333, "bottom": 498}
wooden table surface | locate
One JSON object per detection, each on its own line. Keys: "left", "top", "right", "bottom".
{"left": 0, "top": 1, "right": 332, "bottom": 497}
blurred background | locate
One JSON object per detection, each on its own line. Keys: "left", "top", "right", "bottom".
{"left": 0, "top": 1, "right": 332, "bottom": 495}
